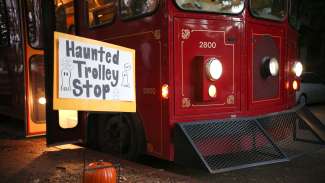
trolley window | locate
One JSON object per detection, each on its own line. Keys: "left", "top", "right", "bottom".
{"left": 120, "top": 0, "right": 159, "bottom": 19}
{"left": 87, "top": 0, "right": 116, "bottom": 27}
{"left": 5, "top": 0, "right": 22, "bottom": 47}
{"left": 29, "top": 55, "right": 46, "bottom": 123}
{"left": 289, "top": 0, "right": 299, "bottom": 30}
{"left": 175, "top": 0, "right": 244, "bottom": 14}
{"left": 55, "top": 0, "right": 75, "bottom": 34}
{"left": 250, "top": 0, "right": 287, "bottom": 21}
{"left": 0, "top": 0, "right": 9, "bottom": 47}
{"left": 26, "top": 0, "right": 43, "bottom": 49}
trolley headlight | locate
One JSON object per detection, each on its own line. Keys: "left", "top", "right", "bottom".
{"left": 293, "top": 61, "right": 303, "bottom": 77}
{"left": 261, "top": 57, "right": 279, "bottom": 78}
{"left": 269, "top": 58, "right": 279, "bottom": 76}
{"left": 206, "top": 58, "right": 223, "bottom": 81}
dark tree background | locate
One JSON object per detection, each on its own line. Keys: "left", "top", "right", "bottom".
{"left": 294, "top": 0, "right": 325, "bottom": 80}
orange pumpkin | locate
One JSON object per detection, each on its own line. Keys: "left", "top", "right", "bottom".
{"left": 84, "top": 161, "right": 117, "bottom": 183}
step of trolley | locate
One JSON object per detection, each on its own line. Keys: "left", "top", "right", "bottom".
{"left": 174, "top": 107, "right": 325, "bottom": 173}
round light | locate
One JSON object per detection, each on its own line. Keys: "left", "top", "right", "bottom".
{"left": 161, "top": 84, "right": 169, "bottom": 99}
{"left": 208, "top": 85, "right": 217, "bottom": 98}
{"left": 206, "top": 58, "right": 223, "bottom": 81}
{"left": 293, "top": 62, "right": 303, "bottom": 77}
{"left": 292, "top": 80, "right": 299, "bottom": 90}
{"left": 38, "top": 97, "right": 46, "bottom": 105}
{"left": 261, "top": 57, "right": 279, "bottom": 78}
{"left": 269, "top": 58, "right": 279, "bottom": 76}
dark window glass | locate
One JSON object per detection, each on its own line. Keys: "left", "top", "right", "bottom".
{"left": 6, "top": 0, "right": 22, "bottom": 46}
{"left": 26, "top": 0, "right": 43, "bottom": 48}
{"left": 29, "top": 55, "right": 46, "bottom": 123}
{"left": 120, "top": 0, "right": 159, "bottom": 20}
{"left": 289, "top": 0, "right": 300, "bottom": 30}
{"left": 87, "top": 0, "right": 116, "bottom": 27}
{"left": 175, "top": 0, "right": 244, "bottom": 14}
{"left": 0, "top": 0, "right": 9, "bottom": 47}
{"left": 250, "top": 0, "right": 288, "bottom": 21}
{"left": 55, "top": 0, "right": 75, "bottom": 34}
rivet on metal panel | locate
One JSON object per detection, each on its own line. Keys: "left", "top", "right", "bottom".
{"left": 154, "top": 29, "right": 161, "bottom": 40}
{"left": 227, "top": 95, "right": 235, "bottom": 104}
{"left": 226, "top": 36, "right": 237, "bottom": 43}
{"left": 181, "top": 29, "right": 191, "bottom": 40}
{"left": 182, "top": 98, "right": 191, "bottom": 108}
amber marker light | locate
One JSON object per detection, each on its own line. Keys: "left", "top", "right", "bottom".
{"left": 292, "top": 80, "right": 299, "bottom": 91}
{"left": 162, "top": 84, "right": 169, "bottom": 99}
{"left": 208, "top": 84, "right": 217, "bottom": 98}
{"left": 285, "top": 81, "right": 290, "bottom": 90}
{"left": 38, "top": 97, "right": 46, "bottom": 105}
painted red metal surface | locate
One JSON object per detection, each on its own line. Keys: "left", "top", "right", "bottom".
{"left": 286, "top": 26, "right": 300, "bottom": 107}
{"left": 247, "top": 22, "right": 284, "bottom": 111}
{"left": 76, "top": 0, "right": 298, "bottom": 161}
{"left": 173, "top": 18, "right": 241, "bottom": 118}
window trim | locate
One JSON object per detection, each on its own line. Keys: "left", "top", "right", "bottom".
{"left": 173, "top": 0, "right": 245, "bottom": 16}
{"left": 119, "top": 0, "right": 160, "bottom": 21}
{"left": 249, "top": 0, "right": 288, "bottom": 22}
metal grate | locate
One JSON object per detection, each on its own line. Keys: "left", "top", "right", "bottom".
{"left": 174, "top": 111, "right": 325, "bottom": 173}
{"left": 182, "top": 120, "right": 287, "bottom": 172}
{"left": 258, "top": 112, "right": 323, "bottom": 158}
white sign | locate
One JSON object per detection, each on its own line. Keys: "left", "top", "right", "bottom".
{"left": 58, "top": 37, "right": 135, "bottom": 101}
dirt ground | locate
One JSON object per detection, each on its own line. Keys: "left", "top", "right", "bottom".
{"left": 1, "top": 113, "right": 325, "bottom": 183}
{"left": 0, "top": 121, "right": 194, "bottom": 182}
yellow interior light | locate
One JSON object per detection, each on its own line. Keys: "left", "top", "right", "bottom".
{"left": 38, "top": 97, "right": 46, "bottom": 105}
